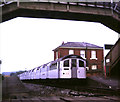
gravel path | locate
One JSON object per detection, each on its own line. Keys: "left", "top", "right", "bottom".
{"left": 2, "top": 77, "right": 120, "bottom": 101}
{"left": 23, "top": 83, "right": 71, "bottom": 97}
{"left": 23, "top": 82, "right": 120, "bottom": 101}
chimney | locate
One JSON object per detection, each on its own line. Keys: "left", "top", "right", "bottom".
{"left": 62, "top": 41, "right": 64, "bottom": 45}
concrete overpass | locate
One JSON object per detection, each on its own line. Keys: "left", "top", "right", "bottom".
{"left": 0, "top": 1, "right": 120, "bottom": 33}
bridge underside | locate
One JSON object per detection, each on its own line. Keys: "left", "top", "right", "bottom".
{"left": 1, "top": 2, "right": 120, "bottom": 33}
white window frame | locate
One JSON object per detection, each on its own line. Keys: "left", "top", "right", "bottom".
{"left": 90, "top": 50, "right": 97, "bottom": 60}
{"left": 91, "top": 65, "right": 97, "bottom": 70}
{"left": 80, "top": 50, "right": 86, "bottom": 59}
{"left": 106, "top": 59, "right": 110, "bottom": 63}
{"left": 69, "top": 50, "right": 74, "bottom": 55}
{"left": 86, "top": 67, "right": 89, "bottom": 70}
{"left": 56, "top": 51, "right": 58, "bottom": 60}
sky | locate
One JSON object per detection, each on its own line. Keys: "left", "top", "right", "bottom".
{"left": 0, "top": 17, "right": 119, "bottom": 73}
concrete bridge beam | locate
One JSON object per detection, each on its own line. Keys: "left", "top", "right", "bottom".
{"left": 1, "top": 2, "right": 120, "bottom": 33}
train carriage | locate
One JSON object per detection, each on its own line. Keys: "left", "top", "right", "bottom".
{"left": 47, "top": 54, "right": 86, "bottom": 79}
{"left": 48, "top": 61, "right": 59, "bottom": 79}
{"left": 34, "top": 67, "right": 41, "bottom": 79}
{"left": 18, "top": 55, "right": 86, "bottom": 80}
{"left": 31, "top": 68, "right": 35, "bottom": 80}
{"left": 25, "top": 71, "right": 29, "bottom": 80}
{"left": 28, "top": 70, "right": 32, "bottom": 80}
{"left": 40, "top": 64, "right": 48, "bottom": 79}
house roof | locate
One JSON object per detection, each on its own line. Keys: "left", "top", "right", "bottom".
{"left": 53, "top": 42, "right": 103, "bottom": 51}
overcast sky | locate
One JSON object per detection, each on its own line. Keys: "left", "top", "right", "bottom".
{"left": 0, "top": 17, "right": 119, "bottom": 73}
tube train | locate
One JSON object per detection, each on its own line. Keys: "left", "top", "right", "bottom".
{"left": 18, "top": 55, "right": 86, "bottom": 80}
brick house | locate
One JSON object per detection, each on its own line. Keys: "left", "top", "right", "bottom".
{"left": 53, "top": 42, "right": 104, "bottom": 76}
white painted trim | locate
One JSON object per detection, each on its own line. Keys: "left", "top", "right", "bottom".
{"left": 90, "top": 57, "right": 98, "bottom": 60}
{"left": 69, "top": 50, "right": 74, "bottom": 55}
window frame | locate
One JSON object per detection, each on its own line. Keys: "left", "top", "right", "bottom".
{"left": 63, "top": 59, "right": 70, "bottom": 67}
{"left": 50, "top": 63, "right": 57, "bottom": 70}
{"left": 71, "top": 59, "right": 77, "bottom": 67}
{"left": 80, "top": 50, "right": 86, "bottom": 59}
{"left": 69, "top": 50, "right": 74, "bottom": 55}
{"left": 56, "top": 51, "right": 58, "bottom": 59}
{"left": 90, "top": 50, "right": 97, "bottom": 60}
{"left": 91, "top": 65, "right": 97, "bottom": 70}
{"left": 79, "top": 60, "right": 84, "bottom": 67}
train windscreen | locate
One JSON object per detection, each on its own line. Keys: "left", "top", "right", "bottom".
{"left": 63, "top": 60, "right": 69, "bottom": 67}
{"left": 71, "top": 59, "right": 76, "bottom": 67}
{"left": 79, "top": 60, "right": 84, "bottom": 67}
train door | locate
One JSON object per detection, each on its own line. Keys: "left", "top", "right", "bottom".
{"left": 71, "top": 59, "right": 77, "bottom": 78}
{"left": 77, "top": 59, "right": 86, "bottom": 78}
{"left": 60, "top": 59, "right": 71, "bottom": 78}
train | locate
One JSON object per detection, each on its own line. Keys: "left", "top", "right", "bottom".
{"left": 18, "top": 55, "right": 86, "bottom": 80}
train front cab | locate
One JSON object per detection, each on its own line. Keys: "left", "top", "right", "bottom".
{"left": 60, "top": 58, "right": 86, "bottom": 79}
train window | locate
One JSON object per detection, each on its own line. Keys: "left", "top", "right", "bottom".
{"left": 37, "top": 68, "right": 39, "bottom": 70}
{"left": 79, "top": 60, "right": 84, "bottom": 67}
{"left": 71, "top": 59, "right": 76, "bottom": 67}
{"left": 63, "top": 60, "right": 69, "bottom": 67}
{"left": 50, "top": 63, "right": 57, "bottom": 70}
{"left": 32, "top": 69, "right": 34, "bottom": 72}
{"left": 43, "top": 64, "right": 47, "bottom": 68}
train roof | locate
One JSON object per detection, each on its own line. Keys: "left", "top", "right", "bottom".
{"left": 27, "top": 55, "right": 85, "bottom": 71}
{"left": 62, "top": 54, "right": 85, "bottom": 60}
{"left": 20, "top": 55, "right": 85, "bottom": 74}
{"left": 51, "top": 54, "right": 85, "bottom": 64}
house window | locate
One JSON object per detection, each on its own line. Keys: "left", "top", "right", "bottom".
{"left": 86, "top": 67, "right": 89, "bottom": 70}
{"left": 90, "top": 50, "right": 97, "bottom": 60}
{"left": 106, "top": 59, "right": 110, "bottom": 63}
{"left": 69, "top": 50, "right": 74, "bottom": 55}
{"left": 91, "top": 65, "right": 97, "bottom": 70}
{"left": 80, "top": 50, "right": 85, "bottom": 59}
{"left": 56, "top": 51, "right": 58, "bottom": 59}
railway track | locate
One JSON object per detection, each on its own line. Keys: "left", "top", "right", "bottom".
{"left": 2, "top": 76, "right": 120, "bottom": 102}
{"left": 85, "top": 87, "right": 120, "bottom": 96}
{"left": 3, "top": 96, "right": 119, "bottom": 102}
{"left": 23, "top": 78, "right": 120, "bottom": 96}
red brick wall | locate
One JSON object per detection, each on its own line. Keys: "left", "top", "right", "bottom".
{"left": 74, "top": 49, "right": 80, "bottom": 55}
{"left": 54, "top": 48, "right": 103, "bottom": 61}
{"left": 59, "top": 48, "right": 69, "bottom": 58}
{"left": 86, "top": 49, "right": 91, "bottom": 59}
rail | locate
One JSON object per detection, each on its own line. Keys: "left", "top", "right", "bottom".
{"left": 0, "top": 0, "right": 120, "bottom": 14}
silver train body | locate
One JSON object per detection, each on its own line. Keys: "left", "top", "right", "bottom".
{"left": 18, "top": 55, "right": 86, "bottom": 80}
